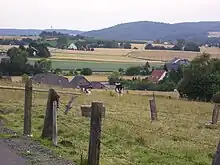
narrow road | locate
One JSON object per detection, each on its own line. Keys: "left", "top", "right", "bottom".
{"left": 0, "top": 141, "right": 28, "bottom": 165}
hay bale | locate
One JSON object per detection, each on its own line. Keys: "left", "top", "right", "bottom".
{"left": 80, "top": 105, "right": 105, "bottom": 118}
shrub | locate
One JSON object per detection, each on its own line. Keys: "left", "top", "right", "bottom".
{"left": 212, "top": 92, "right": 220, "bottom": 103}
{"left": 81, "top": 68, "right": 92, "bottom": 76}
{"left": 22, "top": 73, "right": 29, "bottom": 83}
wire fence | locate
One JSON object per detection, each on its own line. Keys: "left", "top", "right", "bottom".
{"left": 0, "top": 82, "right": 219, "bottom": 165}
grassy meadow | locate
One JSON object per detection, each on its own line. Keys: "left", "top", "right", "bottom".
{"left": 28, "top": 58, "right": 149, "bottom": 71}
{"left": 0, "top": 82, "right": 218, "bottom": 165}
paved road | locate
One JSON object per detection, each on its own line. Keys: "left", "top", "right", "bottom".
{"left": 0, "top": 141, "right": 28, "bottom": 165}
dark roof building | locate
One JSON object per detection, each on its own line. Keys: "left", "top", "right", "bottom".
{"left": 31, "top": 73, "right": 70, "bottom": 88}
{"left": 90, "top": 81, "right": 106, "bottom": 89}
{"left": 0, "top": 53, "right": 10, "bottom": 62}
{"left": 69, "top": 76, "right": 92, "bottom": 88}
{"left": 165, "top": 58, "right": 190, "bottom": 71}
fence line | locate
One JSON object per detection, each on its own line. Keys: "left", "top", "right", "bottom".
{"left": 1, "top": 82, "right": 219, "bottom": 164}
{"left": 0, "top": 85, "right": 81, "bottom": 95}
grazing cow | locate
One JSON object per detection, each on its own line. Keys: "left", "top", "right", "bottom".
{"left": 84, "top": 87, "right": 91, "bottom": 95}
{"left": 115, "top": 82, "right": 123, "bottom": 95}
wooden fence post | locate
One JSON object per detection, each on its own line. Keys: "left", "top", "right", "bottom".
{"left": 52, "top": 101, "right": 58, "bottom": 146}
{"left": 212, "top": 104, "right": 220, "bottom": 124}
{"left": 88, "top": 101, "right": 103, "bottom": 165}
{"left": 149, "top": 99, "right": 157, "bottom": 121}
{"left": 42, "top": 89, "right": 59, "bottom": 139}
{"left": 64, "top": 96, "right": 76, "bottom": 114}
{"left": 212, "top": 141, "right": 220, "bottom": 165}
{"left": 23, "top": 79, "right": 32, "bottom": 136}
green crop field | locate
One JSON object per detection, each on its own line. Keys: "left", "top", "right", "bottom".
{"left": 0, "top": 83, "right": 217, "bottom": 165}
{"left": 28, "top": 58, "right": 162, "bottom": 71}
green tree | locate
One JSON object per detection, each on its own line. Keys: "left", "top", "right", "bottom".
{"left": 144, "top": 61, "right": 150, "bottom": 68}
{"left": 118, "top": 68, "right": 124, "bottom": 75}
{"left": 57, "top": 36, "right": 68, "bottom": 49}
{"left": 177, "top": 53, "right": 220, "bottom": 101}
{"left": 54, "top": 68, "right": 62, "bottom": 74}
{"left": 108, "top": 71, "right": 121, "bottom": 85}
{"left": 29, "top": 43, "right": 51, "bottom": 57}
{"left": 125, "top": 67, "right": 141, "bottom": 76}
{"left": 33, "top": 59, "right": 52, "bottom": 74}
{"left": 184, "top": 42, "right": 200, "bottom": 52}
{"left": 81, "top": 68, "right": 92, "bottom": 75}
{"left": 163, "top": 64, "right": 168, "bottom": 71}
{"left": 6, "top": 47, "right": 29, "bottom": 75}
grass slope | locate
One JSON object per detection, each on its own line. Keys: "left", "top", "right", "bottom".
{"left": 0, "top": 85, "right": 217, "bottom": 165}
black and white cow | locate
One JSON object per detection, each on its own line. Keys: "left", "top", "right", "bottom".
{"left": 115, "top": 82, "right": 123, "bottom": 95}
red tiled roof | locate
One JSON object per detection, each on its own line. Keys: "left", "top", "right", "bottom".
{"left": 148, "top": 70, "right": 167, "bottom": 83}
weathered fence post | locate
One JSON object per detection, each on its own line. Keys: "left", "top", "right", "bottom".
{"left": 88, "top": 101, "right": 103, "bottom": 165}
{"left": 212, "top": 141, "right": 220, "bottom": 165}
{"left": 42, "top": 89, "right": 59, "bottom": 139}
{"left": 212, "top": 104, "right": 220, "bottom": 124}
{"left": 64, "top": 96, "right": 76, "bottom": 114}
{"left": 52, "top": 101, "right": 58, "bottom": 146}
{"left": 149, "top": 98, "right": 157, "bottom": 121}
{"left": 24, "top": 79, "right": 32, "bottom": 136}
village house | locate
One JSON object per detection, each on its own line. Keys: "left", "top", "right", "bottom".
{"left": 31, "top": 73, "right": 70, "bottom": 88}
{"left": 69, "top": 75, "right": 92, "bottom": 89}
{"left": 165, "top": 58, "right": 190, "bottom": 71}
{"left": 68, "top": 43, "right": 78, "bottom": 50}
{"left": 90, "top": 81, "right": 106, "bottom": 89}
{"left": 0, "top": 52, "right": 10, "bottom": 63}
{"left": 148, "top": 70, "right": 167, "bottom": 83}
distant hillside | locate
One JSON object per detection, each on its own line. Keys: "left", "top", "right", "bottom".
{"left": 0, "top": 29, "right": 84, "bottom": 36}
{"left": 82, "top": 21, "right": 220, "bottom": 41}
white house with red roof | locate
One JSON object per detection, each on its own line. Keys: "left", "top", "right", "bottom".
{"left": 148, "top": 70, "right": 167, "bottom": 83}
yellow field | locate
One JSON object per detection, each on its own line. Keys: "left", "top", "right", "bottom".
{"left": 1, "top": 45, "right": 220, "bottom": 64}
{"left": 208, "top": 32, "right": 220, "bottom": 38}
{"left": 129, "top": 47, "right": 220, "bottom": 61}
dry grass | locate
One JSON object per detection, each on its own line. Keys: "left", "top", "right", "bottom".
{"left": 0, "top": 83, "right": 217, "bottom": 165}
{"left": 51, "top": 48, "right": 132, "bottom": 56}
{"left": 50, "top": 52, "right": 145, "bottom": 63}
{"left": 130, "top": 47, "right": 220, "bottom": 62}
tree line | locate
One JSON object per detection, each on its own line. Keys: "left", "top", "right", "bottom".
{"left": 145, "top": 40, "right": 201, "bottom": 52}
{"left": 0, "top": 44, "right": 51, "bottom": 76}
{"left": 108, "top": 53, "right": 220, "bottom": 102}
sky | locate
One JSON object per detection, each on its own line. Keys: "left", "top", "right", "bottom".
{"left": 0, "top": 0, "right": 220, "bottom": 31}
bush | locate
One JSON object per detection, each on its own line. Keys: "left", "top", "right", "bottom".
{"left": 22, "top": 73, "right": 29, "bottom": 83}
{"left": 125, "top": 67, "right": 141, "bottom": 76}
{"left": 108, "top": 71, "right": 121, "bottom": 85}
{"left": 81, "top": 68, "right": 92, "bottom": 76}
{"left": 212, "top": 92, "right": 220, "bottom": 103}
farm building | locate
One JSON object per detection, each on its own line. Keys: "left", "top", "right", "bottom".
{"left": 0, "top": 53, "right": 10, "bottom": 62}
{"left": 148, "top": 70, "right": 167, "bottom": 83}
{"left": 31, "top": 73, "right": 70, "bottom": 88}
{"left": 165, "top": 58, "right": 190, "bottom": 71}
{"left": 90, "top": 81, "right": 106, "bottom": 89}
{"left": 68, "top": 43, "right": 77, "bottom": 50}
{"left": 69, "top": 76, "right": 92, "bottom": 88}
